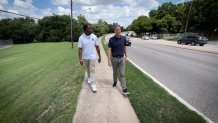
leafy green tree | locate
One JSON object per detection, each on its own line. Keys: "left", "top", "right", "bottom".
{"left": 128, "top": 16, "right": 152, "bottom": 34}
{"left": 0, "top": 18, "right": 36, "bottom": 44}
{"left": 92, "top": 19, "right": 109, "bottom": 37}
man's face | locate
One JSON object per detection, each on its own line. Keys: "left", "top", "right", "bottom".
{"left": 114, "top": 26, "right": 121, "bottom": 36}
{"left": 85, "top": 25, "right": 92, "bottom": 35}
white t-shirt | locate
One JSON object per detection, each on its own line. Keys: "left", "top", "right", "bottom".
{"left": 78, "top": 33, "right": 99, "bottom": 60}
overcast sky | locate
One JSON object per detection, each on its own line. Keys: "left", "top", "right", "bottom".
{"left": 0, "top": 0, "right": 188, "bottom": 27}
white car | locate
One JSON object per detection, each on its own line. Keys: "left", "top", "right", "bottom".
{"left": 151, "top": 35, "right": 157, "bottom": 40}
{"left": 142, "top": 36, "right": 149, "bottom": 40}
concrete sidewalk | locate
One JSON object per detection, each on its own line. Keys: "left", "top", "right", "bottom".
{"left": 73, "top": 38, "right": 139, "bottom": 123}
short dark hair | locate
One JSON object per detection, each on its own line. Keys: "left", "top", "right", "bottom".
{"left": 114, "top": 24, "right": 121, "bottom": 30}
{"left": 83, "top": 23, "right": 91, "bottom": 31}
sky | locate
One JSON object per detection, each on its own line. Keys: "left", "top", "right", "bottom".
{"left": 0, "top": 0, "right": 188, "bottom": 27}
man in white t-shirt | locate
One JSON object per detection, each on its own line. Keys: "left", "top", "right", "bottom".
{"left": 78, "top": 23, "right": 101, "bottom": 93}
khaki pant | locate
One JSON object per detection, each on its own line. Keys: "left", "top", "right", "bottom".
{"left": 112, "top": 57, "right": 126, "bottom": 90}
{"left": 83, "top": 59, "right": 96, "bottom": 84}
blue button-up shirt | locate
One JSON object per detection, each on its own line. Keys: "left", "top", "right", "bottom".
{"left": 108, "top": 35, "right": 127, "bottom": 57}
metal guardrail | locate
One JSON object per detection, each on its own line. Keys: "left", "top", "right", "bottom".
{"left": 0, "top": 39, "right": 13, "bottom": 48}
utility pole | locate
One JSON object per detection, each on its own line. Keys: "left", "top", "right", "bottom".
{"left": 185, "top": 0, "right": 193, "bottom": 34}
{"left": 70, "top": 0, "right": 73, "bottom": 48}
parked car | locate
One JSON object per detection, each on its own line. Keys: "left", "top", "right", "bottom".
{"left": 130, "top": 33, "right": 137, "bottom": 37}
{"left": 125, "top": 32, "right": 129, "bottom": 36}
{"left": 125, "top": 36, "right": 131, "bottom": 46}
{"left": 177, "top": 35, "right": 208, "bottom": 46}
{"left": 142, "top": 35, "right": 149, "bottom": 40}
{"left": 150, "top": 35, "right": 157, "bottom": 40}
{"left": 202, "top": 36, "right": 208, "bottom": 41}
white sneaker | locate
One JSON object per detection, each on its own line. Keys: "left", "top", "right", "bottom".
{"left": 91, "top": 83, "right": 97, "bottom": 93}
{"left": 122, "top": 89, "right": 130, "bottom": 95}
{"left": 87, "top": 78, "right": 91, "bottom": 84}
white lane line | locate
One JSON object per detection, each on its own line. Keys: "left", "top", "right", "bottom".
{"left": 127, "top": 58, "right": 214, "bottom": 123}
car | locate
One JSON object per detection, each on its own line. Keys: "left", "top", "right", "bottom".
{"left": 125, "top": 36, "right": 131, "bottom": 46}
{"left": 177, "top": 35, "right": 208, "bottom": 46}
{"left": 150, "top": 35, "right": 157, "bottom": 40}
{"left": 130, "top": 33, "right": 137, "bottom": 37}
{"left": 202, "top": 36, "right": 208, "bottom": 41}
{"left": 125, "top": 32, "right": 129, "bottom": 36}
{"left": 142, "top": 35, "right": 149, "bottom": 40}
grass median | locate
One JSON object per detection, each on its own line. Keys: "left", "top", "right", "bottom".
{"left": 101, "top": 36, "right": 206, "bottom": 123}
{"left": 0, "top": 42, "right": 84, "bottom": 123}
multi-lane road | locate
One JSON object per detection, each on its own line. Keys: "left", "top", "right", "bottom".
{"left": 106, "top": 34, "right": 218, "bottom": 122}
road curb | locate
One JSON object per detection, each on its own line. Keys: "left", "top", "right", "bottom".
{"left": 127, "top": 58, "right": 214, "bottom": 123}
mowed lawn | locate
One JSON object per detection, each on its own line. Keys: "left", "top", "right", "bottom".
{"left": 0, "top": 42, "right": 84, "bottom": 123}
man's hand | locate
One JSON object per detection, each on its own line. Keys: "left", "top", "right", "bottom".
{"left": 79, "top": 60, "right": 83, "bottom": 66}
{"left": 98, "top": 57, "right": 101, "bottom": 63}
{"left": 108, "top": 59, "right": 111, "bottom": 67}
{"left": 125, "top": 57, "right": 128, "bottom": 62}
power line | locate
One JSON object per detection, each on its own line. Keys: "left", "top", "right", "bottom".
{"left": 0, "top": 9, "right": 69, "bottom": 25}
{"left": 0, "top": 9, "right": 39, "bottom": 19}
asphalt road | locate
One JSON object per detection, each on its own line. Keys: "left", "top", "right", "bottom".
{"left": 106, "top": 34, "right": 218, "bottom": 122}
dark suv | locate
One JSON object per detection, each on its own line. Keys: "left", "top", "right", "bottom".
{"left": 177, "top": 35, "right": 208, "bottom": 46}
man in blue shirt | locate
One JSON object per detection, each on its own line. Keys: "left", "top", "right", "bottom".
{"left": 107, "top": 24, "right": 129, "bottom": 95}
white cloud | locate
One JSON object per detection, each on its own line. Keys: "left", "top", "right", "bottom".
{"left": 123, "top": 0, "right": 159, "bottom": 8}
{"left": 71, "top": 0, "right": 159, "bottom": 27}
{"left": 8, "top": 9, "right": 19, "bottom": 14}
{"left": 12, "top": 0, "right": 38, "bottom": 17}
{"left": 1, "top": 0, "right": 159, "bottom": 28}
{"left": 50, "top": 0, "right": 159, "bottom": 27}
{"left": 40, "top": 6, "right": 69, "bottom": 16}
{"left": 51, "top": 0, "right": 122, "bottom": 6}
{"left": 0, "top": 0, "right": 8, "bottom": 5}
{"left": 77, "top": 0, "right": 121, "bottom": 5}
{"left": 57, "top": 6, "right": 70, "bottom": 15}
{"left": 76, "top": 4, "right": 150, "bottom": 27}
{"left": 51, "top": 0, "right": 70, "bottom": 6}
{"left": 0, "top": 0, "right": 8, "bottom": 10}
{"left": 14, "top": 0, "right": 32, "bottom": 8}
{"left": 41, "top": 8, "right": 53, "bottom": 16}
{"left": 0, "top": 4, "right": 4, "bottom": 10}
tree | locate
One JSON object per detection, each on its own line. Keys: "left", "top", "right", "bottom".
{"left": 0, "top": 18, "right": 37, "bottom": 44}
{"left": 36, "top": 15, "right": 70, "bottom": 42}
{"left": 128, "top": 16, "right": 152, "bottom": 35}
{"left": 92, "top": 19, "right": 109, "bottom": 37}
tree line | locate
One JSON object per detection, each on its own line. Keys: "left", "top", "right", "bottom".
{"left": 0, "top": 15, "right": 123, "bottom": 44}
{"left": 128, "top": 0, "right": 218, "bottom": 37}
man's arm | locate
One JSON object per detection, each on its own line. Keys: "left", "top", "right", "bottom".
{"left": 78, "top": 48, "right": 83, "bottom": 65}
{"left": 108, "top": 48, "right": 112, "bottom": 67}
{"left": 124, "top": 46, "right": 127, "bottom": 61}
{"left": 95, "top": 45, "right": 101, "bottom": 63}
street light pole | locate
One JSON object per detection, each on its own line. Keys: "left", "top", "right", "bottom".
{"left": 185, "top": 0, "right": 193, "bottom": 33}
{"left": 70, "top": 0, "right": 73, "bottom": 48}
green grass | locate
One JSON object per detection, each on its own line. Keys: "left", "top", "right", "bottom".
{"left": 163, "top": 36, "right": 181, "bottom": 41}
{"left": 0, "top": 42, "right": 84, "bottom": 123}
{"left": 101, "top": 36, "right": 206, "bottom": 123}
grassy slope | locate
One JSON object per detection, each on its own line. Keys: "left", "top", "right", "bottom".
{"left": 0, "top": 42, "right": 84, "bottom": 123}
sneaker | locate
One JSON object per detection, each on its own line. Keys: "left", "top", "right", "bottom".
{"left": 113, "top": 82, "right": 117, "bottom": 87}
{"left": 91, "top": 83, "right": 97, "bottom": 93}
{"left": 87, "top": 78, "right": 91, "bottom": 84}
{"left": 122, "top": 89, "right": 130, "bottom": 95}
